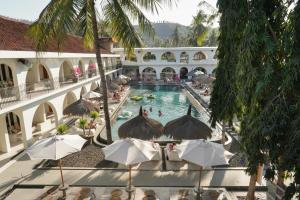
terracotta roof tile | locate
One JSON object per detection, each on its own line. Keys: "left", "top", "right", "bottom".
{"left": 0, "top": 16, "right": 110, "bottom": 54}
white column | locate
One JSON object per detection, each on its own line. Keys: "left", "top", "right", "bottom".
{"left": 18, "top": 109, "right": 34, "bottom": 147}
{"left": 0, "top": 115, "right": 11, "bottom": 152}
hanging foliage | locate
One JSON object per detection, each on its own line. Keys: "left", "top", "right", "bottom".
{"left": 210, "top": 0, "right": 300, "bottom": 198}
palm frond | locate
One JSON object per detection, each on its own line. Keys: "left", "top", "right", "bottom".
{"left": 119, "top": 0, "right": 155, "bottom": 37}
{"left": 103, "top": 0, "right": 144, "bottom": 53}
{"left": 77, "top": 0, "right": 94, "bottom": 49}
{"left": 27, "top": 0, "right": 81, "bottom": 52}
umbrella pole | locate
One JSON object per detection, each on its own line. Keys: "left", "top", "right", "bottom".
{"left": 196, "top": 166, "right": 202, "bottom": 200}
{"left": 59, "top": 159, "right": 65, "bottom": 187}
{"left": 198, "top": 167, "right": 202, "bottom": 191}
{"left": 59, "top": 159, "right": 67, "bottom": 198}
{"left": 128, "top": 165, "right": 132, "bottom": 200}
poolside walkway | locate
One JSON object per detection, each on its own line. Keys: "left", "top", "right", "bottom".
{"left": 0, "top": 152, "right": 264, "bottom": 198}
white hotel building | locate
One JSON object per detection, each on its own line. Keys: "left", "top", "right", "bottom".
{"left": 0, "top": 16, "right": 217, "bottom": 155}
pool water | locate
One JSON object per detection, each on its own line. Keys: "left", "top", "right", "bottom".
{"left": 111, "top": 85, "right": 220, "bottom": 140}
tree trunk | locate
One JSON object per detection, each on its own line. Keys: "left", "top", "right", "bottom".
{"left": 90, "top": 0, "right": 112, "bottom": 144}
{"left": 277, "top": 169, "right": 285, "bottom": 186}
{"left": 221, "top": 122, "right": 226, "bottom": 144}
{"left": 246, "top": 173, "right": 257, "bottom": 200}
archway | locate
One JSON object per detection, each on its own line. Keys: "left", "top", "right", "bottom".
{"left": 32, "top": 103, "right": 58, "bottom": 137}
{"left": 161, "top": 67, "right": 176, "bottom": 81}
{"left": 180, "top": 52, "right": 189, "bottom": 63}
{"left": 88, "top": 60, "right": 97, "bottom": 78}
{"left": 25, "top": 64, "right": 53, "bottom": 93}
{"left": 193, "top": 51, "right": 206, "bottom": 61}
{"left": 59, "top": 60, "right": 75, "bottom": 84}
{"left": 63, "top": 91, "right": 77, "bottom": 110}
{"left": 143, "top": 52, "right": 156, "bottom": 62}
{"left": 0, "top": 64, "right": 16, "bottom": 100}
{"left": 80, "top": 86, "right": 87, "bottom": 96}
{"left": 194, "top": 67, "right": 207, "bottom": 74}
{"left": 5, "top": 112, "right": 22, "bottom": 148}
{"left": 142, "top": 67, "right": 156, "bottom": 81}
{"left": 180, "top": 67, "right": 188, "bottom": 79}
{"left": 161, "top": 52, "right": 176, "bottom": 62}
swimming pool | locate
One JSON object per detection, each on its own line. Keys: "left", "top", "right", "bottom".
{"left": 111, "top": 85, "right": 220, "bottom": 140}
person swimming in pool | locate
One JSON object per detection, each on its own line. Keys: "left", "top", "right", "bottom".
{"left": 158, "top": 110, "right": 162, "bottom": 117}
{"left": 143, "top": 109, "right": 148, "bottom": 117}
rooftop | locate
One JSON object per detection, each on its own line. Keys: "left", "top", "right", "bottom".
{"left": 0, "top": 16, "right": 110, "bottom": 54}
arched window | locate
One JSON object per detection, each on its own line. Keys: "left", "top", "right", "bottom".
{"left": 143, "top": 52, "right": 156, "bottom": 62}
{"left": 193, "top": 51, "right": 206, "bottom": 61}
{"left": 161, "top": 52, "right": 176, "bottom": 62}
{"left": 180, "top": 52, "right": 189, "bottom": 63}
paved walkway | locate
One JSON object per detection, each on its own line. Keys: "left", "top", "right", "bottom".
{"left": 0, "top": 153, "right": 264, "bottom": 197}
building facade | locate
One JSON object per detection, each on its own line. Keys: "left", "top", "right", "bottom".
{"left": 0, "top": 17, "right": 121, "bottom": 153}
{"left": 113, "top": 47, "right": 217, "bottom": 80}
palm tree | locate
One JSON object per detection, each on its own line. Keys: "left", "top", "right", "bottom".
{"left": 57, "top": 124, "right": 69, "bottom": 135}
{"left": 79, "top": 118, "right": 88, "bottom": 136}
{"left": 28, "top": 0, "right": 173, "bottom": 144}
{"left": 89, "top": 111, "right": 99, "bottom": 136}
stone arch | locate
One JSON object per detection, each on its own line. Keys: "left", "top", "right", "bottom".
{"left": 80, "top": 86, "right": 87, "bottom": 96}
{"left": 63, "top": 91, "right": 77, "bottom": 110}
{"left": 143, "top": 52, "right": 156, "bottom": 62}
{"left": 161, "top": 67, "right": 176, "bottom": 80}
{"left": 193, "top": 51, "right": 207, "bottom": 61}
{"left": 180, "top": 67, "right": 189, "bottom": 79}
{"left": 142, "top": 67, "right": 156, "bottom": 81}
{"left": 0, "top": 63, "right": 17, "bottom": 100}
{"left": 59, "top": 60, "right": 75, "bottom": 83}
{"left": 5, "top": 111, "right": 22, "bottom": 148}
{"left": 0, "top": 63, "right": 14, "bottom": 87}
{"left": 180, "top": 52, "right": 189, "bottom": 63}
{"left": 25, "top": 63, "right": 54, "bottom": 93}
{"left": 193, "top": 67, "right": 207, "bottom": 74}
{"left": 161, "top": 52, "right": 176, "bottom": 62}
{"left": 31, "top": 102, "right": 58, "bottom": 136}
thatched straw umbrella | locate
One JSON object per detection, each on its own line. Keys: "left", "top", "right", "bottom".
{"left": 83, "top": 91, "right": 103, "bottom": 101}
{"left": 118, "top": 106, "right": 163, "bottom": 140}
{"left": 108, "top": 81, "right": 120, "bottom": 91}
{"left": 163, "top": 105, "right": 212, "bottom": 140}
{"left": 63, "top": 96, "right": 99, "bottom": 117}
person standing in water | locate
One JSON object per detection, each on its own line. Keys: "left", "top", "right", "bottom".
{"left": 158, "top": 110, "right": 162, "bottom": 117}
{"left": 149, "top": 107, "right": 152, "bottom": 112}
{"left": 143, "top": 109, "right": 148, "bottom": 117}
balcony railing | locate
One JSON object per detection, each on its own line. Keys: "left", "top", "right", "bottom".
{"left": 0, "top": 67, "right": 119, "bottom": 109}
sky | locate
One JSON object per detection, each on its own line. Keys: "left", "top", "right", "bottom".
{"left": 0, "top": 0, "right": 217, "bottom": 26}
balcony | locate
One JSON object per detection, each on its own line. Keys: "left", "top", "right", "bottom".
{"left": 0, "top": 68, "right": 120, "bottom": 109}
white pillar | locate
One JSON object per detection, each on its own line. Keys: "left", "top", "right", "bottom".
{"left": 0, "top": 115, "right": 11, "bottom": 152}
{"left": 18, "top": 110, "right": 34, "bottom": 147}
